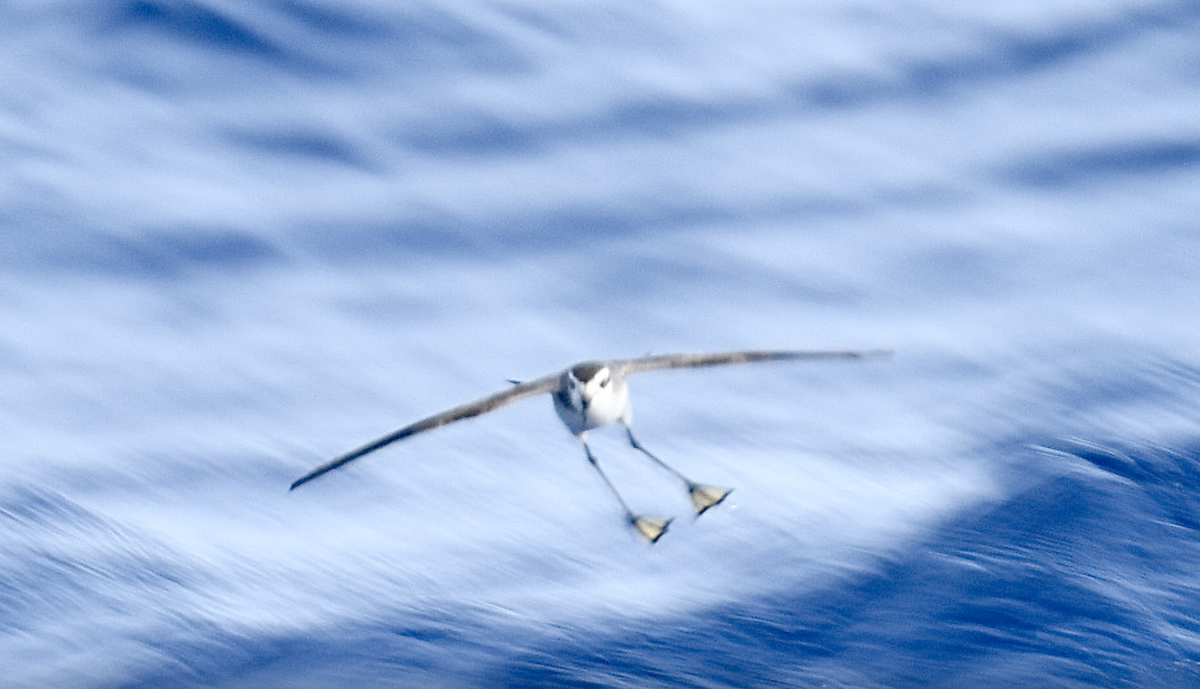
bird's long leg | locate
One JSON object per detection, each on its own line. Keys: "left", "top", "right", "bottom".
{"left": 624, "top": 426, "right": 690, "bottom": 482}
{"left": 582, "top": 440, "right": 633, "bottom": 517}
{"left": 624, "top": 426, "right": 732, "bottom": 517}
{"left": 581, "top": 438, "right": 671, "bottom": 543}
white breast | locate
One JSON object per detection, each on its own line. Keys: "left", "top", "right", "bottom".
{"left": 580, "top": 379, "right": 629, "bottom": 429}
{"left": 552, "top": 374, "right": 630, "bottom": 436}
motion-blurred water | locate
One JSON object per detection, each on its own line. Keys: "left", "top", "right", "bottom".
{"left": 4, "top": 1, "right": 1200, "bottom": 686}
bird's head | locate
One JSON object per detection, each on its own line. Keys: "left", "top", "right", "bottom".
{"left": 566, "top": 362, "right": 612, "bottom": 408}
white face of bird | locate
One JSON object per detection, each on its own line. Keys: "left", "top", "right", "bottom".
{"left": 566, "top": 364, "right": 612, "bottom": 409}
{"left": 584, "top": 366, "right": 613, "bottom": 400}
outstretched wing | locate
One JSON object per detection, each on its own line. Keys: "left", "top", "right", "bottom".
{"left": 290, "top": 372, "right": 564, "bottom": 490}
{"left": 615, "top": 349, "right": 891, "bottom": 376}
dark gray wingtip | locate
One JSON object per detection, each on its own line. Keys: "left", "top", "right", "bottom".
{"left": 288, "top": 448, "right": 370, "bottom": 491}
{"left": 289, "top": 468, "right": 326, "bottom": 491}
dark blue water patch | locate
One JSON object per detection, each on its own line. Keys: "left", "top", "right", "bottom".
{"left": 221, "top": 127, "right": 382, "bottom": 171}
{"left": 1056, "top": 439, "right": 1200, "bottom": 532}
{"left": 99, "top": 0, "right": 533, "bottom": 86}
{"left": 874, "top": 8, "right": 1164, "bottom": 102}
{"left": 400, "top": 0, "right": 1200, "bottom": 158}
{"left": 10, "top": 174, "right": 898, "bottom": 279}
{"left": 98, "top": 0, "right": 324, "bottom": 90}
{"left": 799, "top": 0, "right": 1200, "bottom": 107}
{"left": 395, "top": 91, "right": 766, "bottom": 158}
{"left": 107, "top": 442, "right": 1200, "bottom": 688}
{"left": 472, "top": 451, "right": 1200, "bottom": 688}
{"left": 110, "top": 0, "right": 283, "bottom": 58}
{"left": 376, "top": 5, "right": 532, "bottom": 76}
{"left": 266, "top": 0, "right": 393, "bottom": 40}
{"left": 592, "top": 96, "right": 763, "bottom": 142}
{"left": 294, "top": 193, "right": 870, "bottom": 269}
{"left": 299, "top": 218, "right": 497, "bottom": 263}
{"left": 1000, "top": 139, "right": 1200, "bottom": 189}
{"left": 792, "top": 0, "right": 1195, "bottom": 108}
{"left": 39, "top": 227, "right": 287, "bottom": 281}
{"left": 795, "top": 0, "right": 1200, "bottom": 106}
{"left": 402, "top": 114, "right": 544, "bottom": 157}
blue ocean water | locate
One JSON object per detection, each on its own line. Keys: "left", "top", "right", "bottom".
{"left": 4, "top": 1, "right": 1200, "bottom": 686}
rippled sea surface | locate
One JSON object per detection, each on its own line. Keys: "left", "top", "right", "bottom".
{"left": 4, "top": 1, "right": 1200, "bottom": 687}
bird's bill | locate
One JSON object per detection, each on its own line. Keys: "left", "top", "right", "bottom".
{"left": 689, "top": 484, "right": 732, "bottom": 516}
